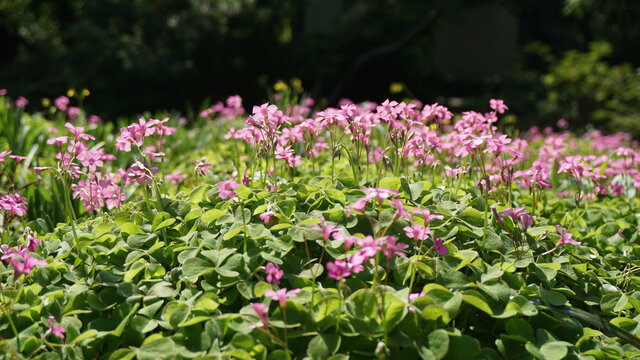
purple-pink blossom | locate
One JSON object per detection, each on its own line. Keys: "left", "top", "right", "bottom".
{"left": 264, "top": 288, "right": 301, "bottom": 308}
{"left": 433, "top": 236, "right": 448, "bottom": 255}
{"left": 0, "top": 192, "right": 28, "bottom": 217}
{"left": 310, "top": 218, "right": 342, "bottom": 243}
{"left": 48, "top": 316, "right": 66, "bottom": 339}
{"left": 265, "top": 262, "right": 283, "bottom": 286}
{"left": 556, "top": 226, "right": 581, "bottom": 246}
{"left": 250, "top": 303, "right": 269, "bottom": 328}
{"left": 27, "top": 237, "right": 41, "bottom": 252}
{"left": 218, "top": 179, "right": 239, "bottom": 199}
{"left": 193, "top": 157, "right": 212, "bottom": 176}
{"left": 326, "top": 259, "right": 351, "bottom": 280}
{"left": 403, "top": 223, "right": 430, "bottom": 242}
{"left": 489, "top": 99, "right": 508, "bottom": 114}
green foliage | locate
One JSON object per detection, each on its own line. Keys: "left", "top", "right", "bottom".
{"left": 531, "top": 41, "right": 640, "bottom": 135}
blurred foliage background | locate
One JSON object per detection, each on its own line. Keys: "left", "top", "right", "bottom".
{"left": 1, "top": 0, "right": 640, "bottom": 134}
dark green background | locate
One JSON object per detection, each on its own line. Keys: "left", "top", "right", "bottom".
{"left": 1, "top": 0, "right": 639, "bottom": 131}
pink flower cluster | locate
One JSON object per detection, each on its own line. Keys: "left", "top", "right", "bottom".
{"left": 199, "top": 95, "right": 245, "bottom": 118}
{"left": 326, "top": 235, "right": 410, "bottom": 280}
{"left": 116, "top": 117, "right": 175, "bottom": 154}
{"left": 0, "top": 192, "right": 28, "bottom": 217}
{"left": 40, "top": 123, "right": 127, "bottom": 213}
{"left": 1, "top": 240, "right": 46, "bottom": 277}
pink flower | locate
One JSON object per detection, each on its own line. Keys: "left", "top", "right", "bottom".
{"left": 346, "top": 198, "right": 369, "bottom": 217}
{"left": 89, "top": 115, "right": 102, "bottom": 124}
{"left": 0, "top": 192, "right": 28, "bottom": 217}
{"left": 264, "top": 288, "right": 301, "bottom": 308}
{"left": 47, "top": 316, "right": 66, "bottom": 339}
{"left": 390, "top": 198, "right": 413, "bottom": 220}
{"left": 265, "top": 262, "right": 283, "bottom": 286}
{"left": 250, "top": 303, "right": 269, "bottom": 328}
{"left": 500, "top": 207, "right": 527, "bottom": 223}
{"left": 411, "top": 209, "right": 444, "bottom": 224}
{"left": 16, "top": 96, "right": 28, "bottom": 108}
{"left": 557, "top": 118, "right": 569, "bottom": 129}
{"left": 9, "top": 154, "right": 28, "bottom": 163}
{"left": 193, "top": 157, "right": 212, "bottom": 176}
{"left": 520, "top": 214, "right": 534, "bottom": 231}
{"left": 260, "top": 210, "right": 274, "bottom": 224}
{"left": 218, "top": 179, "right": 239, "bottom": 199}
{"left": 33, "top": 167, "right": 50, "bottom": 175}
{"left": 65, "top": 123, "right": 95, "bottom": 141}
{"left": 27, "top": 237, "right": 41, "bottom": 252}
{"left": 403, "top": 223, "right": 430, "bottom": 242}
{"left": 2, "top": 247, "right": 47, "bottom": 277}
{"left": 68, "top": 106, "right": 80, "bottom": 120}
{"left": 165, "top": 172, "right": 184, "bottom": 185}
{"left": 47, "top": 136, "right": 69, "bottom": 147}
{"left": 489, "top": 99, "right": 508, "bottom": 114}
{"left": 556, "top": 226, "right": 581, "bottom": 246}
{"left": 355, "top": 236, "right": 382, "bottom": 260}
{"left": 54, "top": 96, "right": 70, "bottom": 111}
{"left": 0, "top": 150, "right": 12, "bottom": 162}
{"left": 381, "top": 236, "right": 409, "bottom": 259}
{"left": 326, "top": 259, "right": 351, "bottom": 280}
{"left": 310, "top": 218, "right": 342, "bottom": 243}
{"left": 433, "top": 236, "right": 448, "bottom": 255}
{"left": 363, "top": 187, "right": 399, "bottom": 204}
{"left": 242, "top": 172, "right": 250, "bottom": 185}
{"left": 126, "top": 161, "right": 156, "bottom": 185}
{"left": 333, "top": 233, "right": 358, "bottom": 252}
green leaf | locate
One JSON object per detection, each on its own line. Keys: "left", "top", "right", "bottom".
{"left": 421, "top": 305, "right": 450, "bottom": 325}
{"left": 540, "top": 288, "right": 567, "bottom": 306}
{"left": 195, "top": 293, "right": 219, "bottom": 312}
{"left": 462, "top": 292, "right": 493, "bottom": 315}
{"left": 382, "top": 293, "right": 408, "bottom": 332}
{"left": 539, "top": 342, "right": 568, "bottom": 360}
{"left": 124, "top": 264, "right": 146, "bottom": 283}
{"left": 307, "top": 334, "right": 341, "bottom": 360}
{"left": 379, "top": 176, "right": 401, "bottom": 190}
{"left": 598, "top": 222, "right": 620, "bottom": 237}
{"left": 138, "top": 336, "right": 176, "bottom": 360}
{"left": 231, "top": 333, "right": 255, "bottom": 351}
{"left": 223, "top": 227, "right": 244, "bottom": 240}
{"left": 183, "top": 257, "right": 214, "bottom": 278}
{"left": 202, "top": 209, "right": 226, "bottom": 223}
{"left": 447, "top": 335, "right": 480, "bottom": 360}
{"left": 153, "top": 218, "right": 175, "bottom": 232}
{"left": 225, "top": 349, "right": 253, "bottom": 360}
{"left": 428, "top": 329, "right": 449, "bottom": 359}
{"left": 325, "top": 189, "right": 346, "bottom": 204}
{"left": 525, "top": 342, "right": 545, "bottom": 360}
{"left": 458, "top": 207, "right": 484, "bottom": 227}
{"left": 277, "top": 200, "right": 296, "bottom": 218}
{"left": 505, "top": 318, "right": 535, "bottom": 342}
{"left": 71, "top": 329, "right": 98, "bottom": 345}
{"left": 613, "top": 295, "right": 630, "bottom": 312}
{"left": 532, "top": 263, "right": 559, "bottom": 282}
{"left": 401, "top": 178, "right": 424, "bottom": 201}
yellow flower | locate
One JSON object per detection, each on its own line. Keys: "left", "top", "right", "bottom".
{"left": 273, "top": 80, "right": 289, "bottom": 92}
{"left": 291, "top": 77, "right": 303, "bottom": 92}
{"left": 67, "top": 88, "right": 75, "bottom": 97}
{"left": 81, "top": 88, "right": 90, "bottom": 97}
{"left": 41, "top": 98, "right": 50, "bottom": 107}
{"left": 389, "top": 82, "right": 403, "bottom": 94}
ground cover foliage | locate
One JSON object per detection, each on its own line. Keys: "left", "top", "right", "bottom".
{"left": 3, "top": 90, "right": 640, "bottom": 359}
